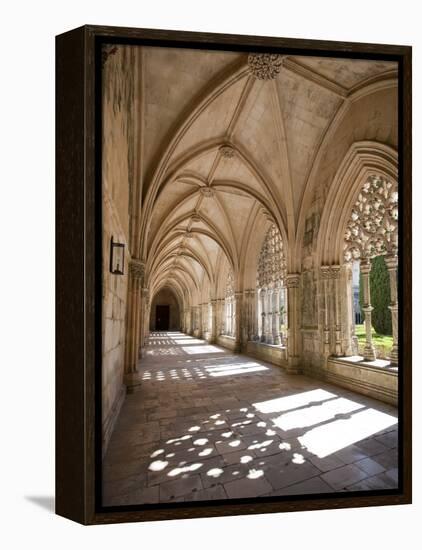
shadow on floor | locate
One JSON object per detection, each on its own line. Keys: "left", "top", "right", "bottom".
{"left": 25, "top": 495, "right": 55, "bottom": 513}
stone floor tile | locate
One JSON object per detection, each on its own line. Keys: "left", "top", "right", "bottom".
{"left": 267, "top": 476, "right": 335, "bottom": 496}
{"left": 374, "top": 431, "right": 398, "bottom": 449}
{"left": 372, "top": 449, "right": 398, "bottom": 470}
{"left": 264, "top": 460, "right": 321, "bottom": 491}
{"left": 307, "top": 453, "right": 346, "bottom": 473}
{"left": 185, "top": 484, "right": 227, "bottom": 502}
{"left": 103, "top": 332, "right": 399, "bottom": 505}
{"left": 201, "top": 462, "right": 250, "bottom": 489}
{"left": 224, "top": 475, "right": 273, "bottom": 499}
{"left": 321, "top": 464, "right": 368, "bottom": 491}
{"left": 354, "top": 457, "right": 386, "bottom": 476}
{"left": 354, "top": 438, "right": 389, "bottom": 457}
{"left": 333, "top": 445, "right": 370, "bottom": 465}
{"left": 159, "top": 474, "right": 203, "bottom": 501}
{"left": 215, "top": 438, "right": 247, "bottom": 455}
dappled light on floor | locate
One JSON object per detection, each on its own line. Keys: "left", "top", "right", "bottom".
{"left": 103, "top": 332, "right": 398, "bottom": 506}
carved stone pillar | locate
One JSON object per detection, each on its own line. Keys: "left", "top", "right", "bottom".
{"left": 260, "top": 289, "right": 266, "bottom": 342}
{"left": 272, "top": 286, "right": 281, "bottom": 345}
{"left": 286, "top": 273, "right": 301, "bottom": 373}
{"left": 360, "top": 259, "right": 376, "bottom": 361}
{"left": 248, "top": 289, "right": 255, "bottom": 341}
{"left": 210, "top": 299, "right": 217, "bottom": 343}
{"left": 197, "top": 304, "right": 203, "bottom": 339}
{"left": 266, "top": 288, "right": 274, "bottom": 344}
{"left": 331, "top": 265, "right": 342, "bottom": 356}
{"left": 124, "top": 259, "right": 144, "bottom": 386}
{"left": 320, "top": 266, "right": 331, "bottom": 358}
{"left": 385, "top": 254, "right": 399, "bottom": 365}
{"left": 234, "top": 291, "right": 242, "bottom": 352}
{"left": 280, "top": 286, "right": 287, "bottom": 346}
{"left": 343, "top": 262, "right": 355, "bottom": 356}
{"left": 139, "top": 287, "right": 149, "bottom": 355}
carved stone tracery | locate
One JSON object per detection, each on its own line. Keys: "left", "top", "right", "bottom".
{"left": 344, "top": 174, "right": 398, "bottom": 262}
{"left": 257, "top": 224, "right": 285, "bottom": 287}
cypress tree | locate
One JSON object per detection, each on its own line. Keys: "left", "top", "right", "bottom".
{"left": 359, "top": 256, "right": 392, "bottom": 335}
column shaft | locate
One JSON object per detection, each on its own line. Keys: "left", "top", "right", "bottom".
{"left": 360, "top": 259, "right": 376, "bottom": 360}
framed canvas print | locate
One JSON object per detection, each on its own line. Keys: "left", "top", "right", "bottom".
{"left": 56, "top": 25, "right": 412, "bottom": 525}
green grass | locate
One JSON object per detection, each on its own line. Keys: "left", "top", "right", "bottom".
{"left": 355, "top": 324, "right": 393, "bottom": 351}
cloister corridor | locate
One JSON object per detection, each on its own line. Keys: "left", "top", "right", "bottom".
{"left": 103, "top": 332, "right": 398, "bottom": 506}
{"left": 101, "top": 45, "right": 401, "bottom": 506}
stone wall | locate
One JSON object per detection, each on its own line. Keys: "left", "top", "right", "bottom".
{"left": 246, "top": 341, "right": 287, "bottom": 368}
{"left": 102, "top": 45, "right": 136, "bottom": 452}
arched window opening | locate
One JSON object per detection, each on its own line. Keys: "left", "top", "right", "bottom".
{"left": 344, "top": 174, "right": 398, "bottom": 364}
{"left": 224, "top": 270, "right": 235, "bottom": 337}
{"left": 256, "top": 224, "right": 286, "bottom": 346}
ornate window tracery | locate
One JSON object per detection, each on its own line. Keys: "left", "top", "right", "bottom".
{"left": 343, "top": 174, "right": 398, "bottom": 365}
{"left": 344, "top": 174, "right": 398, "bottom": 262}
{"left": 256, "top": 224, "right": 286, "bottom": 345}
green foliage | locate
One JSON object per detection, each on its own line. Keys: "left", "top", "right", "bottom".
{"left": 359, "top": 256, "right": 392, "bottom": 336}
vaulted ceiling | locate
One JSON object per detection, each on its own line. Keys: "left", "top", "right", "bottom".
{"left": 138, "top": 47, "right": 397, "bottom": 302}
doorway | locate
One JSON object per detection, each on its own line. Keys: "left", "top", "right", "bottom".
{"left": 156, "top": 305, "right": 170, "bottom": 330}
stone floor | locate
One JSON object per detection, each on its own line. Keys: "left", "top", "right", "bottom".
{"left": 103, "top": 332, "right": 398, "bottom": 506}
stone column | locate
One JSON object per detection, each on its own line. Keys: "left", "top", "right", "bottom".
{"left": 320, "top": 266, "right": 331, "bottom": 358}
{"left": 385, "top": 254, "right": 399, "bottom": 365}
{"left": 124, "top": 259, "right": 144, "bottom": 386}
{"left": 260, "top": 288, "right": 266, "bottom": 342}
{"left": 272, "top": 286, "right": 281, "bottom": 345}
{"left": 210, "top": 299, "right": 217, "bottom": 343}
{"left": 265, "top": 288, "right": 273, "bottom": 344}
{"left": 234, "top": 291, "right": 242, "bottom": 352}
{"left": 139, "top": 287, "right": 149, "bottom": 355}
{"left": 331, "top": 265, "right": 342, "bottom": 356}
{"left": 197, "top": 304, "right": 203, "bottom": 338}
{"left": 280, "top": 286, "right": 287, "bottom": 346}
{"left": 342, "top": 262, "right": 355, "bottom": 356}
{"left": 286, "top": 273, "right": 301, "bottom": 373}
{"left": 360, "top": 259, "right": 376, "bottom": 361}
{"left": 248, "top": 289, "right": 255, "bottom": 341}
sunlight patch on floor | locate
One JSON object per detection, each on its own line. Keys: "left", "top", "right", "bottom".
{"left": 272, "top": 397, "right": 363, "bottom": 431}
{"left": 299, "top": 407, "right": 398, "bottom": 458}
{"left": 253, "top": 388, "right": 337, "bottom": 414}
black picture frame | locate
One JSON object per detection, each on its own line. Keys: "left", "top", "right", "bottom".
{"left": 56, "top": 24, "right": 412, "bottom": 525}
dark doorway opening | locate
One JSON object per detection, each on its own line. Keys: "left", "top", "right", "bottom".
{"left": 156, "top": 305, "right": 170, "bottom": 330}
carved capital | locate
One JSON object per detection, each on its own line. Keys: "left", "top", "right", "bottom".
{"left": 129, "top": 259, "right": 145, "bottom": 281}
{"left": 285, "top": 273, "right": 300, "bottom": 288}
{"left": 384, "top": 254, "right": 398, "bottom": 270}
{"left": 359, "top": 259, "right": 372, "bottom": 275}
{"left": 320, "top": 266, "right": 331, "bottom": 280}
{"left": 248, "top": 53, "right": 282, "bottom": 80}
{"left": 330, "top": 265, "right": 341, "bottom": 279}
